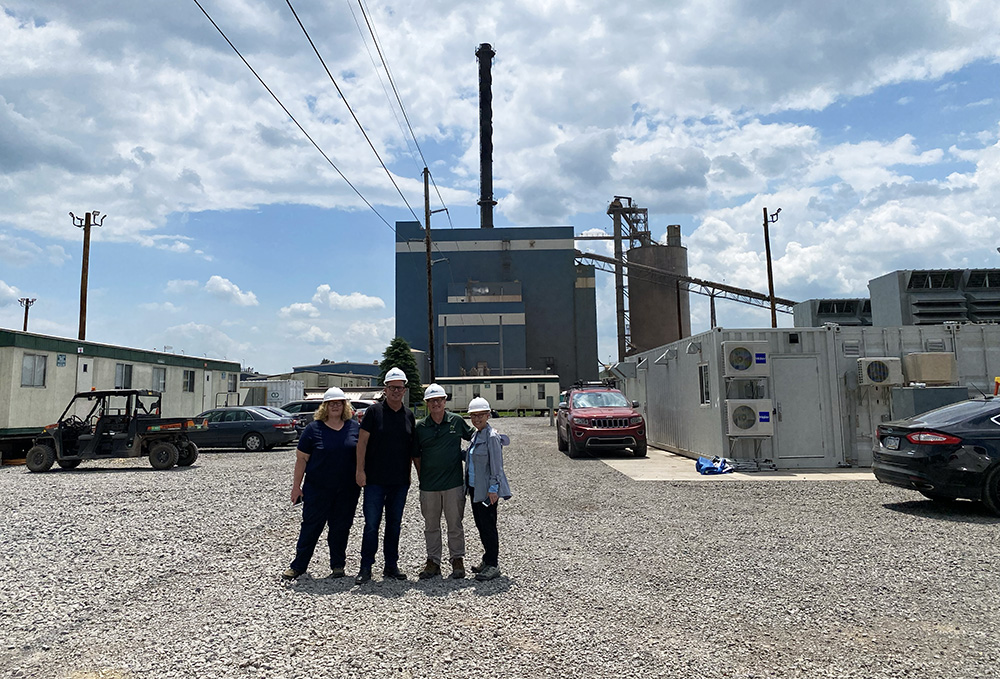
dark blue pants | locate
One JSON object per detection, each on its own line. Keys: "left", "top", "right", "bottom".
{"left": 360, "top": 484, "right": 408, "bottom": 570}
{"left": 290, "top": 482, "right": 361, "bottom": 573}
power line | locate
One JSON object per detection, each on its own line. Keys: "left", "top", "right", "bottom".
{"left": 355, "top": 0, "right": 454, "bottom": 228}
{"left": 190, "top": 0, "right": 395, "bottom": 232}
{"left": 284, "top": 0, "right": 422, "bottom": 224}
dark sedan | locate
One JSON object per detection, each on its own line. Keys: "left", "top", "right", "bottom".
{"left": 873, "top": 398, "right": 1000, "bottom": 513}
{"left": 189, "top": 406, "right": 297, "bottom": 452}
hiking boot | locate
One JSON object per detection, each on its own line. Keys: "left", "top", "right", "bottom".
{"left": 354, "top": 567, "right": 372, "bottom": 584}
{"left": 475, "top": 565, "right": 500, "bottom": 581}
{"left": 450, "top": 558, "right": 466, "bottom": 579}
{"left": 327, "top": 567, "right": 346, "bottom": 579}
{"left": 470, "top": 559, "right": 486, "bottom": 574}
{"left": 418, "top": 560, "right": 441, "bottom": 579}
{"left": 382, "top": 566, "right": 408, "bottom": 581}
{"left": 281, "top": 568, "right": 302, "bottom": 581}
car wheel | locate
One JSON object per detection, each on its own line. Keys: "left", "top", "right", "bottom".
{"left": 557, "top": 426, "right": 568, "bottom": 452}
{"left": 57, "top": 459, "right": 82, "bottom": 470}
{"left": 567, "top": 435, "right": 581, "bottom": 459}
{"left": 177, "top": 442, "right": 199, "bottom": 467}
{"left": 633, "top": 442, "right": 647, "bottom": 458}
{"left": 243, "top": 433, "right": 265, "bottom": 452}
{"left": 26, "top": 444, "right": 56, "bottom": 473}
{"left": 149, "top": 441, "right": 179, "bottom": 470}
{"left": 982, "top": 465, "right": 1000, "bottom": 515}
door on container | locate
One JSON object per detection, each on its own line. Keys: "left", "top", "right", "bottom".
{"left": 202, "top": 372, "right": 213, "bottom": 411}
{"left": 74, "top": 359, "right": 94, "bottom": 419}
{"left": 772, "top": 355, "right": 831, "bottom": 467}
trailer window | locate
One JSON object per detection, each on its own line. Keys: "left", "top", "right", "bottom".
{"left": 21, "top": 354, "right": 47, "bottom": 387}
{"left": 115, "top": 363, "right": 133, "bottom": 389}
{"left": 183, "top": 370, "right": 196, "bottom": 393}
{"left": 537, "top": 384, "right": 546, "bottom": 401}
{"left": 495, "top": 384, "right": 504, "bottom": 400}
{"left": 227, "top": 373, "right": 237, "bottom": 392}
{"left": 152, "top": 367, "right": 166, "bottom": 392}
{"left": 698, "top": 364, "right": 710, "bottom": 405}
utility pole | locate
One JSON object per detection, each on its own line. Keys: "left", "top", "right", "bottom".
{"left": 423, "top": 168, "right": 435, "bottom": 381}
{"left": 70, "top": 210, "right": 106, "bottom": 340}
{"left": 762, "top": 207, "right": 781, "bottom": 328}
{"left": 18, "top": 297, "right": 36, "bottom": 332}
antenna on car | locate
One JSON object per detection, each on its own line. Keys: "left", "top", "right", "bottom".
{"left": 967, "top": 381, "right": 990, "bottom": 399}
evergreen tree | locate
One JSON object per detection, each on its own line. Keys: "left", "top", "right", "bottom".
{"left": 378, "top": 337, "right": 423, "bottom": 405}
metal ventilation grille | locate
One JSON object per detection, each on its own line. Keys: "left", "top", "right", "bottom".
{"left": 842, "top": 341, "right": 861, "bottom": 357}
{"left": 592, "top": 418, "right": 629, "bottom": 429}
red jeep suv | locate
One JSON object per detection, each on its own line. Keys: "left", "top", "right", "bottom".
{"left": 556, "top": 384, "right": 647, "bottom": 458}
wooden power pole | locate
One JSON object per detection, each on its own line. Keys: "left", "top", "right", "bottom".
{"left": 70, "top": 210, "right": 106, "bottom": 340}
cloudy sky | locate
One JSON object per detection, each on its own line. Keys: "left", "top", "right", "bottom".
{"left": 1, "top": 0, "right": 999, "bottom": 373}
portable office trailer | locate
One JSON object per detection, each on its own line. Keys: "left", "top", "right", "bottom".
{"left": 619, "top": 324, "right": 1000, "bottom": 469}
{"left": 436, "top": 375, "right": 561, "bottom": 414}
{"left": 0, "top": 330, "right": 238, "bottom": 458}
{"left": 239, "top": 379, "right": 305, "bottom": 407}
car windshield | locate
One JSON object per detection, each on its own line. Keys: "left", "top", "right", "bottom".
{"left": 572, "top": 391, "right": 630, "bottom": 408}
{"left": 249, "top": 407, "right": 281, "bottom": 420}
{"left": 908, "top": 399, "right": 1000, "bottom": 427}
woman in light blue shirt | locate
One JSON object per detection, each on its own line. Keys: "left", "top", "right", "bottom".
{"left": 465, "top": 397, "right": 511, "bottom": 581}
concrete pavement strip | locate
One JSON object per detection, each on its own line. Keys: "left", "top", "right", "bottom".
{"left": 601, "top": 446, "right": 876, "bottom": 482}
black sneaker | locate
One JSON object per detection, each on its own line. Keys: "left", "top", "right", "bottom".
{"left": 327, "top": 567, "right": 346, "bottom": 579}
{"left": 470, "top": 560, "right": 486, "bottom": 574}
{"left": 354, "top": 567, "right": 372, "bottom": 584}
{"left": 382, "top": 566, "right": 408, "bottom": 581}
{"left": 281, "top": 568, "right": 301, "bottom": 581}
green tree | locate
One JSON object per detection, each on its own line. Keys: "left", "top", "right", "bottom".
{"left": 378, "top": 337, "right": 423, "bottom": 405}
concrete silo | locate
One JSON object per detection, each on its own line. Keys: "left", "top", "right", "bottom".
{"left": 627, "top": 225, "right": 691, "bottom": 354}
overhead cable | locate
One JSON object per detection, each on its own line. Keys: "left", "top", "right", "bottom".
{"left": 190, "top": 0, "right": 395, "bottom": 231}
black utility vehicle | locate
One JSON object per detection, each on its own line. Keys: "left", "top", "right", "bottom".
{"left": 25, "top": 389, "right": 204, "bottom": 473}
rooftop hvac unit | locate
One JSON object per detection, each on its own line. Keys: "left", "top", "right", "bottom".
{"left": 725, "top": 399, "right": 774, "bottom": 436}
{"left": 721, "top": 341, "right": 770, "bottom": 377}
{"left": 857, "top": 357, "right": 903, "bottom": 387}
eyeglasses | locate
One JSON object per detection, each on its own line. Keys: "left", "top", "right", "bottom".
{"left": 385, "top": 386, "right": 406, "bottom": 392}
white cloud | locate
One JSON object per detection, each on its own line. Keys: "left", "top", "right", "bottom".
{"left": 165, "top": 279, "right": 199, "bottom": 294}
{"left": 0, "top": 280, "right": 21, "bottom": 305}
{"left": 311, "top": 284, "right": 385, "bottom": 310}
{"left": 204, "top": 275, "right": 259, "bottom": 307}
{"left": 160, "top": 321, "right": 250, "bottom": 360}
{"left": 278, "top": 302, "right": 321, "bottom": 318}
{"left": 139, "top": 301, "right": 180, "bottom": 312}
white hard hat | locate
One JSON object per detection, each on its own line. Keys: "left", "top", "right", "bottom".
{"left": 321, "top": 387, "right": 347, "bottom": 402}
{"left": 467, "top": 397, "right": 491, "bottom": 413}
{"left": 424, "top": 383, "right": 447, "bottom": 400}
{"left": 384, "top": 367, "right": 408, "bottom": 384}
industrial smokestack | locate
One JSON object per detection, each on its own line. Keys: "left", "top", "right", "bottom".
{"left": 476, "top": 42, "right": 496, "bottom": 229}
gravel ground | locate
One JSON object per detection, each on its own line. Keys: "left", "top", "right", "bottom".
{"left": 1, "top": 416, "right": 998, "bottom": 679}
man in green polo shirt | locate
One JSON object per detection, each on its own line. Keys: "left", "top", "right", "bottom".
{"left": 413, "top": 383, "right": 475, "bottom": 579}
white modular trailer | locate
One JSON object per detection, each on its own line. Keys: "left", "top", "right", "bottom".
{"left": 619, "top": 324, "right": 999, "bottom": 469}
{"left": 435, "top": 375, "right": 561, "bottom": 414}
{"left": 0, "top": 329, "right": 239, "bottom": 435}
{"left": 239, "top": 379, "right": 305, "bottom": 407}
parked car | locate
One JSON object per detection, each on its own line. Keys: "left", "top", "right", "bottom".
{"left": 188, "top": 406, "right": 297, "bottom": 452}
{"left": 278, "top": 399, "right": 324, "bottom": 434}
{"left": 873, "top": 398, "right": 1000, "bottom": 513}
{"left": 556, "top": 384, "right": 646, "bottom": 458}
{"left": 351, "top": 399, "right": 376, "bottom": 422}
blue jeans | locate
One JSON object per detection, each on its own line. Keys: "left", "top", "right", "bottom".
{"left": 360, "top": 484, "right": 408, "bottom": 570}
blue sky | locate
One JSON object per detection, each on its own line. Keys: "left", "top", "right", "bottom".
{"left": 2, "top": 1, "right": 999, "bottom": 373}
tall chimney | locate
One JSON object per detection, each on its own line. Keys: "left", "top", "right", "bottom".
{"left": 476, "top": 42, "right": 496, "bottom": 228}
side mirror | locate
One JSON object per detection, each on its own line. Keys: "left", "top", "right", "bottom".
{"left": 632, "top": 400, "right": 640, "bottom": 408}
{"left": 558, "top": 401, "right": 568, "bottom": 409}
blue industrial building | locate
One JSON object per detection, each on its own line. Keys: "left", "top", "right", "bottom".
{"left": 394, "top": 221, "right": 598, "bottom": 388}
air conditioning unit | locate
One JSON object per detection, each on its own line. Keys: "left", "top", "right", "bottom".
{"left": 724, "top": 399, "right": 774, "bottom": 436}
{"left": 721, "top": 341, "right": 770, "bottom": 377}
{"left": 857, "top": 357, "right": 903, "bottom": 387}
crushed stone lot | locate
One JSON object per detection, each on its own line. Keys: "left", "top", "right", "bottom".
{"left": 1, "top": 417, "right": 998, "bottom": 679}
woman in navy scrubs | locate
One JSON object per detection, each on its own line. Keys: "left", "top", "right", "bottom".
{"left": 283, "top": 387, "right": 361, "bottom": 580}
